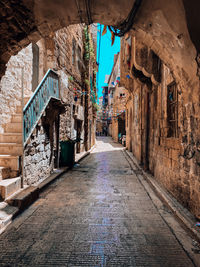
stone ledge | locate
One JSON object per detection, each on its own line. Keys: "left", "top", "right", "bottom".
{"left": 38, "top": 167, "right": 69, "bottom": 192}
{"left": 7, "top": 186, "right": 39, "bottom": 210}
{"left": 124, "top": 149, "right": 200, "bottom": 243}
{"left": 0, "top": 202, "right": 18, "bottom": 235}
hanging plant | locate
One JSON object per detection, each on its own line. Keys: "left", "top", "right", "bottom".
{"left": 102, "top": 25, "right": 115, "bottom": 46}
{"left": 85, "top": 79, "right": 89, "bottom": 86}
{"left": 69, "top": 76, "right": 73, "bottom": 82}
{"left": 102, "top": 25, "right": 107, "bottom": 36}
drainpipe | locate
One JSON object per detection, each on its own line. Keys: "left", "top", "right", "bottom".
{"left": 21, "top": 67, "right": 24, "bottom": 188}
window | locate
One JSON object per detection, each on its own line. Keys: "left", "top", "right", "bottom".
{"left": 77, "top": 45, "right": 82, "bottom": 72}
{"left": 167, "top": 82, "right": 178, "bottom": 138}
{"left": 72, "top": 38, "right": 76, "bottom": 65}
{"left": 32, "top": 43, "right": 39, "bottom": 91}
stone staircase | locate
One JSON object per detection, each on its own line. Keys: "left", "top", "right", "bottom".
{"left": 0, "top": 97, "right": 29, "bottom": 200}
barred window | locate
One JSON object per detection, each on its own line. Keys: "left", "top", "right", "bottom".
{"left": 167, "top": 82, "right": 178, "bottom": 138}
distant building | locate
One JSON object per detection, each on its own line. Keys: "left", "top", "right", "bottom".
{"left": 102, "top": 52, "right": 127, "bottom": 144}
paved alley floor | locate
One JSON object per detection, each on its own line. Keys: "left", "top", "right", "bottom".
{"left": 0, "top": 137, "right": 198, "bottom": 266}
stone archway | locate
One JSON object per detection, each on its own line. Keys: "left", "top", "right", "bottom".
{"left": 1, "top": 0, "right": 200, "bottom": 84}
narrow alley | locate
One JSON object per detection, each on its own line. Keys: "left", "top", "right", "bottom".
{"left": 0, "top": 137, "right": 198, "bottom": 266}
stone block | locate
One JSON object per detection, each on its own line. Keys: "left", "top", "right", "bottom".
{"left": 38, "top": 144, "right": 44, "bottom": 152}
{"left": 0, "top": 177, "right": 21, "bottom": 200}
{"left": 0, "top": 167, "right": 10, "bottom": 180}
{"left": 171, "top": 159, "right": 179, "bottom": 170}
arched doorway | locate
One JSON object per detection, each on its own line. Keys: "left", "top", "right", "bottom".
{"left": 0, "top": 0, "right": 199, "bottom": 86}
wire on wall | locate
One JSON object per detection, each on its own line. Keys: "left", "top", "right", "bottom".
{"left": 85, "top": 0, "right": 93, "bottom": 25}
{"left": 75, "top": 0, "right": 83, "bottom": 23}
{"left": 108, "top": 0, "right": 142, "bottom": 37}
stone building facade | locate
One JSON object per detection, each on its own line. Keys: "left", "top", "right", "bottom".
{"left": 54, "top": 25, "right": 86, "bottom": 153}
{"left": 0, "top": 24, "right": 97, "bottom": 196}
{"left": 0, "top": 45, "right": 33, "bottom": 134}
{"left": 121, "top": 34, "right": 200, "bottom": 219}
{"left": 106, "top": 53, "right": 127, "bottom": 143}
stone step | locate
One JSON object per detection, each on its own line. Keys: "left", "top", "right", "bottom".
{"left": 11, "top": 114, "right": 22, "bottom": 123}
{"left": 5, "top": 123, "right": 22, "bottom": 133}
{"left": 16, "top": 97, "right": 30, "bottom": 114}
{"left": 0, "top": 133, "right": 22, "bottom": 144}
{"left": 0, "top": 177, "right": 21, "bottom": 200}
{"left": 0, "top": 167, "right": 11, "bottom": 180}
{"left": 0, "top": 155, "right": 19, "bottom": 170}
{"left": 0, "top": 143, "right": 23, "bottom": 156}
{"left": 0, "top": 202, "right": 19, "bottom": 234}
{"left": 10, "top": 170, "right": 19, "bottom": 178}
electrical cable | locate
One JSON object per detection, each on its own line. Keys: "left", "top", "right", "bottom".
{"left": 75, "top": 0, "right": 83, "bottom": 23}
{"left": 85, "top": 0, "right": 93, "bottom": 25}
{"left": 108, "top": 0, "right": 142, "bottom": 37}
{"left": 76, "top": 0, "right": 141, "bottom": 38}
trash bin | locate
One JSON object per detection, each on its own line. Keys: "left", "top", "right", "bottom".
{"left": 60, "top": 140, "right": 75, "bottom": 167}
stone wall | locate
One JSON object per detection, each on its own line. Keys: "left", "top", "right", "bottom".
{"left": 122, "top": 36, "right": 200, "bottom": 219}
{"left": 24, "top": 122, "right": 55, "bottom": 185}
{"left": 148, "top": 64, "right": 200, "bottom": 219}
{"left": 0, "top": 44, "right": 33, "bottom": 133}
{"left": 0, "top": 23, "right": 96, "bottom": 185}
{"left": 59, "top": 70, "right": 73, "bottom": 139}
{"left": 54, "top": 25, "right": 86, "bottom": 153}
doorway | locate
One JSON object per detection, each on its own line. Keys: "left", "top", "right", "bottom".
{"left": 76, "top": 120, "right": 82, "bottom": 153}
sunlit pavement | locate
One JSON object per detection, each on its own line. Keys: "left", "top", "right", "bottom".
{"left": 0, "top": 137, "right": 195, "bottom": 266}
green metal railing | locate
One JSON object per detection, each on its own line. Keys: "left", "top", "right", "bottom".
{"left": 23, "top": 69, "right": 59, "bottom": 145}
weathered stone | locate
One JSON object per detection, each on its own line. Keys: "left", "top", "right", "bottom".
{"left": 120, "top": 34, "right": 200, "bottom": 219}
{"left": 0, "top": 44, "right": 33, "bottom": 133}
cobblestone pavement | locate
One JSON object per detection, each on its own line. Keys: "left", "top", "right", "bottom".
{"left": 0, "top": 137, "right": 197, "bottom": 266}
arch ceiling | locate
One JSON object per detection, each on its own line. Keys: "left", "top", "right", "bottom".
{"left": 0, "top": 0, "right": 199, "bottom": 83}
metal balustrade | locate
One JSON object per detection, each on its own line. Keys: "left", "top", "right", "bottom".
{"left": 23, "top": 69, "right": 59, "bottom": 145}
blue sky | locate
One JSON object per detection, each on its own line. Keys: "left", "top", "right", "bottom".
{"left": 96, "top": 24, "right": 120, "bottom": 99}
